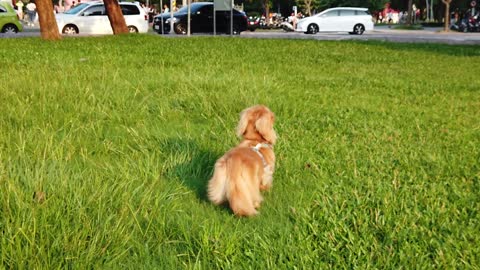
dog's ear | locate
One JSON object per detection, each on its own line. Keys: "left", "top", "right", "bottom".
{"left": 255, "top": 111, "right": 277, "bottom": 144}
{"left": 236, "top": 108, "right": 250, "bottom": 138}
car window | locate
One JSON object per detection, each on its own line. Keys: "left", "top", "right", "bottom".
{"left": 340, "top": 10, "right": 355, "bottom": 16}
{"left": 83, "top": 5, "right": 105, "bottom": 16}
{"left": 121, "top": 5, "right": 140, "bottom": 15}
{"left": 64, "top": 3, "right": 89, "bottom": 14}
{"left": 0, "top": 6, "right": 6, "bottom": 12}
{"left": 322, "top": 10, "right": 339, "bottom": 17}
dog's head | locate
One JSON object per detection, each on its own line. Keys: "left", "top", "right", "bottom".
{"left": 236, "top": 105, "right": 277, "bottom": 144}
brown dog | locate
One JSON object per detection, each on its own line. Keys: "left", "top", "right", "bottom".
{"left": 207, "top": 105, "right": 277, "bottom": 216}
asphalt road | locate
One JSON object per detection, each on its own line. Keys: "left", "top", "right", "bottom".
{"left": 240, "top": 25, "right": 480, "bottom": 45}
{"left": 2, "top": 24, "right": 480, "bottom": 45}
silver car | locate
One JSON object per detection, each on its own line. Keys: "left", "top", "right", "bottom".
{"left": 56, "top": 1, "right": 149, "bottom": 35}
{"left": 296, "top": 7, "right": 374, "bottom": 35}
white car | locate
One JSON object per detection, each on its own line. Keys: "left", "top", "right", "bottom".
{"left": 56, "top": 1, "right": 148, "bottom": 35}
{"left": 296, "top": 7, "right": 374, "bottom": 35}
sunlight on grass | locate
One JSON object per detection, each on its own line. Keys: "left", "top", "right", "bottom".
{"left": 0, "top": 35, "right": 479, "bottom": 268}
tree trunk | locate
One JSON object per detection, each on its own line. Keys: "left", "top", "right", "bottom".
{"left": 104, "top": 0, "right": 128, "bottom": 35}
{"left": 305, "top": 0, "right": 312, "bottom": 16}
{"left": 262, "top": 0, "right": 270, "bottom": 26}
{"left": 36, "top": 0, "right": 61, "bottom": 40}
{"left": 442, "top": 0, "right": 452, "bottom": 32}
{"left": 406, "top": 0, "right": 413, "bottom": 25}
{"left": 430, "top": 0, "right": 434, "bottom": 21}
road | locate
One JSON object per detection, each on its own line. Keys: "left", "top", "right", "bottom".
{"left": 240, "top": 25, "right": 480, "bottom": 45}
{"left": 2, "top": 24, "right": 480, "bottom": 45}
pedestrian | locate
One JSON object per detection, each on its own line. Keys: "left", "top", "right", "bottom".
{"left": 163, "top": 4, "right": 169, "bottom": 13}
{"left": 25, "top": 1, "right": 36, "bottom": 27}
{"left": 148, "top": 4, "right": 156, "bottom": 23}
{"left": 15, "top": 0, "right": 24, "bottom": 20}
{"left": 288, "top": 12, "right": 297, "bottom": 28}
{"left": 412, "top": 4, "right": 417, "bottom": 24}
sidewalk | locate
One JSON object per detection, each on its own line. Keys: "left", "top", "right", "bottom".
{"left": 374, "top": 25, "right": 443, "bottom": 34}
{"left": 373, "top": 24, "right": 479, "bottom": 35}
{"left": 21, "top": 20, "right": 40, "bottom": 32}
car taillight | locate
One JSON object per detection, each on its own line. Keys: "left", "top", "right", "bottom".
{"left": 145, "top": 15, "right": 148, "bottom": 21}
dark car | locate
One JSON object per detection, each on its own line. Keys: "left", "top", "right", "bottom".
{"left": 247, "top": 16, "right": 260, "bottom": 31}
{"left": 153, "top": 2, "right": 247, "bottom": 35}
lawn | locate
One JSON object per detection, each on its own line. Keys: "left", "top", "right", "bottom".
{"left": 0, "top": 35, "right": 479, "bottom": 269}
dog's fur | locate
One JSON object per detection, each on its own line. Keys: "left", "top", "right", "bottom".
{"left": 207, "top": 105, "right": 277, "bottom": 217}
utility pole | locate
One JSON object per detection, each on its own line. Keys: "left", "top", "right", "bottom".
{"left": 169, "top": 0, "right": 174, "bottom": 34}
{"left": 187, "top": 0, "right": 191, "bottom": 36}
{"left": 230, "top": 0, "right": 233, "bottom": 36}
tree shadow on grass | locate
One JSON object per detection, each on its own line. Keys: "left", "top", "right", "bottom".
{"left": 159, "top": 138, "right": 221, "bottom": 202}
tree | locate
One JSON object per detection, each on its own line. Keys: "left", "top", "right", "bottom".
{"left": 406, "top": 0, "right": 413, "bottom": 25}
{"left": 369, "top": 0, "right": 390, "bottom": 11}
{"left": 262, "top": 0, "right": 271, "bottom": 23}
{"left": 442, "top": 0, "right": 452, "bottom": 31}
{"left": 297, "top": 0, "right": 320, "bottom": 16}
{"left": 103, "top": 0, "right": 129, "bottom": 34}
{"left": 36, "top": 0, "right": 61, "bottom": 40}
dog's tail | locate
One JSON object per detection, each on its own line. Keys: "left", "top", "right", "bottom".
{"left": 208, "top": 157, "right": 258, "bottom": 217}
{"left": 227, "top": 161, "right": 258, "bottom": 217}
{"left": 208, "top": 158, "right": 229, "bottom": 205}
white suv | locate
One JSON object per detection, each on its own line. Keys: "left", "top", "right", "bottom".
{"left": 56, "top": 1, "right": 148, "bottom": 35}
{"left": 296, "top": 7, "right": 374, "bottom": 35}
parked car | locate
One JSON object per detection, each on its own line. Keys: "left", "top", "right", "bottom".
{"left": 247, "top": 16, "right": 260, "bottom": 31}
{"left": 0, "top": 1, "right": 23, "bottom": 34}
{"left": 296, "top": 7, "right": 374, "bottom": 35}
{"left": 153, "top": 2, "right": 248, "bottom": 35}
{"left": 55, "top": 1, "right": 148, "bottom": 35}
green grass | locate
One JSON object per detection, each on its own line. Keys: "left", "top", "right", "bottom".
{"left": 1, "top": 35, "right": 479, "bottom": 269}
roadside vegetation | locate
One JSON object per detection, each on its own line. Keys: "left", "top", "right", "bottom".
{"left": 392, "top": 24, "right": 424, "bottom": 30}
{"left": 1, "top": 35, "right": 479, "bottom": 268}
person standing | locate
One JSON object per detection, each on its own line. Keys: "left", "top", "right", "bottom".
{"left": 15, "top": 0, "right": 24, "bottom": 20}
{"left": 26, "top": 1, "right": 36, "bottom": 27}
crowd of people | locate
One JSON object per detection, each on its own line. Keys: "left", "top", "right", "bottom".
{"left": 140, "top": 3, "right": 180, "bottom": 23}
{"left": 372, "top": 4, "right": 421, "bottom": 24}
{"left": 10, "top": 0, "right": 36, "bottom": 26}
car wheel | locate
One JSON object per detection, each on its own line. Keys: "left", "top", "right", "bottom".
{"left": 353, "top": 24, "right": 365, "bottom": 35}
{"left": 62, "top": 25, "right": 79, "bottom": 35}
{"left": 174, "top": 23, "right": 187, "bottom": 35}
{"left": 2, "top": 24, "right": 18, "bottom": 34}
{"left": 127, "top": 25, "right": 138, "bottom": 33}
{"left": 232, "top": 26, "right": 241, "bottom": 35}
{"left": 306, "top": 23, "right": 318, "bottom": 34}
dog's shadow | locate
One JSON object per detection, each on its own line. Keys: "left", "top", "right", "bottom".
{"left": 159, "top": 138, "right": 220, "bottom": 201}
